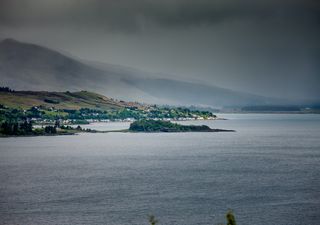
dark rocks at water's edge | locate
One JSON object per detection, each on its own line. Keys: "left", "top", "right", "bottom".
{"left": 129, "top": 120, "right": 235, "bottom": 133}
{"left": 210, "top": 128, "right": 235, "bottom": 132}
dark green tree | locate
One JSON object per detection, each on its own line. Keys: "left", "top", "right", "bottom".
{"left": 226, "top": 211, "right": 236, "bottom": 225}
{"left": 148, "top": 215, "right": 158, "bottom": 225}
{"left": 44, "top": 126, "right": 56, "bottom": 134}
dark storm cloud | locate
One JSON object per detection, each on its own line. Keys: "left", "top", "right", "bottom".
{"left": 0, "top": 0, "right": 319, "bottom": 32}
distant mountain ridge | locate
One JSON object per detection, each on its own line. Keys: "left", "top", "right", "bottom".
{"left": 0, "top": 38, "right": 279, "bottom": 107}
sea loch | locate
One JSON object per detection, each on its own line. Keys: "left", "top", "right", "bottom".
{"left": 0, "top": 114, "right": 319, "bottom": 225}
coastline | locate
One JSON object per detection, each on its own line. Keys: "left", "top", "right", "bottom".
{"left": 0, "top": 118, "right": 234, "bottom": 137}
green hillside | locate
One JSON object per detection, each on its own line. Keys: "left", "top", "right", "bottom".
{"left": 0, "top": 90, "right": 127, "bottom": 110}
{"left": 0, "top": 88, "right": 219, "bottom": 127}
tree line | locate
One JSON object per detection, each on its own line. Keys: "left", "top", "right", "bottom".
{"left": 0, "top": 120, "right": 57, "bottom": 136}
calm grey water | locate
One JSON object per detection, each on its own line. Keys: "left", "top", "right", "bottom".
{"left": 0, "top": 114, "right": 319, "bottom": 225}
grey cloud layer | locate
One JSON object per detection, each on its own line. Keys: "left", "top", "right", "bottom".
{"left": 1, "top": 0, "right": 319, "bottom": 31}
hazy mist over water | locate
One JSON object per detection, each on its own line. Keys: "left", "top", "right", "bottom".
{"left": 1, "top": 114, "right": 319, "bottom": 225}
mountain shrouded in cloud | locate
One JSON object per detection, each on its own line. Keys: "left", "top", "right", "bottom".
{"left": 0, "top": 38, "right": 283, "bottom": 107}
{"left": 0, "top": 0, "right": 319, "bottom": 101}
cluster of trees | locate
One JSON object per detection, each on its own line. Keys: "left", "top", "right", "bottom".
{"left": 0, "top": 106, "right": 67, "bottom": 122}
{"left": 148, "top": 107, "right": 216, "bottom": 119}
{"left": 43, "top": 126, "right": 57, "bottom": 134}
{"left": 44, "top": 98, "right": 60, "bottom": 104}
{"left": 129, "top": 119, "right": 213, "bottom": 132}
{"left": 0, "top": 121, "right": 58, "bottom": 136}
{"left": 64, "top": 108, "right": 143, "bottom": 120}
{"left": 60, "top": 124, "right": 98, "bottom": 133}
{"left": 0, "top": 87, "right": 15, "bottom": 92}
{"left": 0, "top": 106, "right": 45, "bottom": 122}
{"left": 0, "top": 121, "right": 33, "bottom": 135}
{"left": 52, "top": 107, "right": 216, "bottom": 121}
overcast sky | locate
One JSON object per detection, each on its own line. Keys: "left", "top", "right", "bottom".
{"left": 0, "top": 0, "right": 319, "bottom": 100}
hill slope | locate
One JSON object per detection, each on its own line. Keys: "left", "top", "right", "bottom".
{"left": 0, "top": 90, "right": 130, "bottom": 110}
{"left": 0, "top": 38, "right": 278, "bottom": 107}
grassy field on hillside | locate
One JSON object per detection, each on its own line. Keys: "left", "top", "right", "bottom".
{"left": 0, "top": 90, "right": 123, "bottom": 110}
